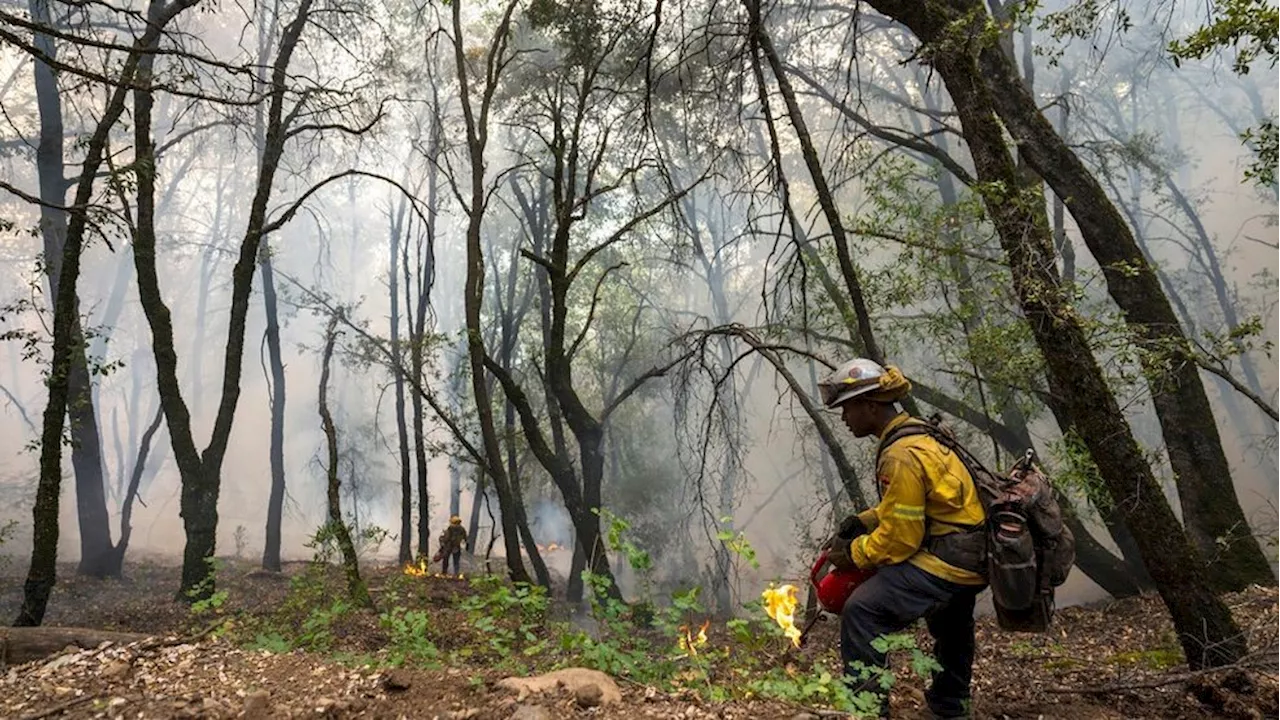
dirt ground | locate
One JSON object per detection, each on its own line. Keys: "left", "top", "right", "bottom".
{"left": 0, "top": 559, "right": 1275, "bottom": 719}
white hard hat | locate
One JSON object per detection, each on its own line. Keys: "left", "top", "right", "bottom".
{"left": 817, "top": 358, "right": 887, "bottom": 409}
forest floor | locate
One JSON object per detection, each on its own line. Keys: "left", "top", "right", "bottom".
{"left": 0, "top": 557, "right": 1276, "bottom": 719}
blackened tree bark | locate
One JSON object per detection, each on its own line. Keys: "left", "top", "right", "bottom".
{"left": 389, "top": 195, "right": 413, "bottom": 564}
{"left": 414, "top": 117, "right": 445, "bottom": 558}
{"left": 259, "top": 249, "right": 287, "bottom": 572}
{"left": 516, "top": 182, "right": 583, "bottom": 598}
{"left": 920, "top": 82, "right": 1154, "bottom": 594}
{"left": 407, "top": 209, "right": 431, "bottom": 559}
{"left": 105, "top": 407, "right": 164, "bottom": 576}
{"left": 855, "top": 1, "right": 1244, "bottom": 667}
{"left": 255, "top": 1, "right": 287, "bottom": 574}
{"left": 25, "top": 0, "right": 115, "bottom": 581}
{"left": 492, "top": 229, "right": 551, "bottom": 588}
{"left": 318, "top": 314, "right": 372, "bottom": 608}
{"left": 450, "top": 0, "right": 531, "bottom": 584}
{"left": 133, "top": 0, "right": 314, "bottom": 599}
{"left": 488, "top": 52, "right": 705, "bottom": 599}
{"left": 15, "top": 0, "right": 198, "bottom": 626}
{"left": 960, "top": 0, "right": 1272, "bottom": 590}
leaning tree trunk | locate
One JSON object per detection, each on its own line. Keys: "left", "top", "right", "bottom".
{"left": 462, "top": 210, "right": 530, "bottom": 584}
{"left": 505, "top": 396, "right": 551, "bottom": 588}
{"left": 104, "top": 407, "right": 165, "bottom": 577}
{"left": 26, "top": 0, "right": 115, "bottom": 581}
{"left": 133, "top": 0, "right": 311, "bottom": 600}
{"left": 878, "top": 6, "right": 1246, "bottom": 667}
{"left": 451, "top": 0, "right": 531, "bottom": 585}
{"left": 744, "top": 0, "right": 921, "bottom": 419}
{"left": 967, "top": 8, "right": 1272, "bottom": 591}
{"left": 16, "top": 0, "right": 193, "bottom": 626}
{"left": 923, "top": 111, "right": 1153, "bottom": 595}
{"left": 318, "top": 315, "right": 372, "bottom": 608}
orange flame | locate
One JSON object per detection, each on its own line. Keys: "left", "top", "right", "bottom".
{"left": 403, "top": 558, "right": 429, "bottom": 577}
{"left": 677, "top": 619, "right": 710, "bottom": 656}
{"left": 762, "top": 584, "right": 802, "bottom": 648}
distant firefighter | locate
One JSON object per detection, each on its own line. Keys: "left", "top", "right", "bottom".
{"left": 433, "top": 515, "right": 468, "bottom": 575}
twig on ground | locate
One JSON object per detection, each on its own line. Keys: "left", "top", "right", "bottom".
{"left": 1046, "top": 654, "right": 1275, "bottom": 694}
{"left": 16, "top": 693, "right": 98, "bottom": 720}
{"left": 796, "top": 705, "right": 852, "bottom": 718}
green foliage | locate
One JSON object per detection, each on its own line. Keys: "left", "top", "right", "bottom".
{"left": 296, "top": 598, "right": 353, "bottom": 652}
{"left": 871, "top": 633, "right": 943, "bottom": 681}
{"left": 244, "top": 631, "right": 293, "bottom": 653}
{"left": 247, "top": 560, "right": 355, "bottom": 653}
{"left": 1046, "top": 429, "right": 1112, "bottom": 514}
{"left": 1168, "top": 0, "right": 1278, "bottom": 188}
{"left": 1107, "top": 638, "right": 1184, "bottom": 670}
{"left": 379, "top": 605, "right": 441, "bottom": 667}
{"left": 746, "top": 667, "right": 867, "bottom": 715}
{"left": 456, "top": 575, "right": 550, "bottom": 661}
{"left": 1169, "top": 0, "right": 1278, "bottom": 74}
{"left": 715, "top": 517, "right": 760, "bottom": 570}
{"left": 750, "top": 632, "right": 940, "bottom": 717}
{"left": 187, "top": 558, "right": 228, "bottom": 616}
{"left": 1240, "top": 119, "right": 1278, "bottom": 188}
{"left": 1201, "top": 315, "right": 1274, "bottom": 360}
{"left": 305, "top": 521, "right": 347, "bottom": 564}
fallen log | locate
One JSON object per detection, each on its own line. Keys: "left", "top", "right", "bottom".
{"left": 0, "top": 627, "right": 153, "bottom": 666}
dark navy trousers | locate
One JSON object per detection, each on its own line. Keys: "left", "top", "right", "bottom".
{"left": 442, "top": 550, "right": 461, "bottom": 574}
{"left": 840, "top": 562, "right": 981, "bottom": 718}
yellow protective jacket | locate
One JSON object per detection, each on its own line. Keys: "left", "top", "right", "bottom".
{"left": 850, "top": 414, "right": 986, "bottom": 586}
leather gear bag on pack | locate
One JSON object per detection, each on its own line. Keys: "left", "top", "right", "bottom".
{"left": 879, "top": 419, "right": 1075, "bottom": 633}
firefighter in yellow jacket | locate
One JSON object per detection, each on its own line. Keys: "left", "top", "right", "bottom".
{"left": 818, "top": 359, "right": 987, "bottom": 720}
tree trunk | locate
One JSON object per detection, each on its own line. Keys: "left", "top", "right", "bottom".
{"left": 132, "top": 0, "right": 311, "bottom": 600}
{"left": 923, "top": 104, "right": 1155, "bottom": 595}
{"left": 389, "top": 199, "right": 413, "bottom": 565}
{"left": 466, "top": 471, "right": 484, "bottom": 554}
{"left": 505, "top": 395, "right": 551, "bottom": 588}
{"left": 26, "top": 0, "right": 115, "bottom": 582}
{"left": 451, "top": 0, "right": 531, "bottom": 585}
{"left": 407, "top": 228, "right": 430, "bottom": 559}
{"left": 318, "top": 315, "right": 371, "bottom": 607}
{"left": 568, "top": 540, "right": 586, "bottom": 602}
{"left": 970, "top": 10, "right": 1272, "bottom": 590}
{"left": 461, "top": 189, "right": 530, "bottom": 585}
{"left": 0, "top": 627, "right": 151, "bottom": 665}
{"left": 104, "top": 407, "right": 165, "bottom": 577}
{"left": 259, "top": 249, "right": 287, "bottom": 572}
{"left": 868, "top": 4, "right": 1245, "bottom": 667}
{"left": 17, "top": 0, "right": 192, "bottom": 626}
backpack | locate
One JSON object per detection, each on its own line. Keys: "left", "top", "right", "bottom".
{"left": 880, "top": 418, "right": 1076, "bottom": 633}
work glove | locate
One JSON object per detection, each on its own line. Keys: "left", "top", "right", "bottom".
{"left": 837, "top": 514, "right": 868, "bottom": 540}
{"left": 825, "top": 534, "right": 858, "bottom": 571}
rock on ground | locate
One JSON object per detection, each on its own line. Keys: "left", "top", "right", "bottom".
{"left": 497, "top": 667, "right": 624, "bottom": 706}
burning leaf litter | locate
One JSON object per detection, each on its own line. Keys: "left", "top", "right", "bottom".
{"left": 677, "top": 620, "right": 710, "bottom": 657}
{"left": 761, "top": 584, "right": 802, "bottom": 648}
{"left": 402, "top": 559, "right": 465, "bottom": 580}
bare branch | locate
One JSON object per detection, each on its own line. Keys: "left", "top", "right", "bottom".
{"left": 567, "top": 262, "right": 628, "bottom": 361}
